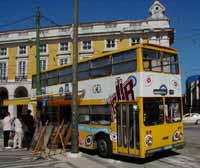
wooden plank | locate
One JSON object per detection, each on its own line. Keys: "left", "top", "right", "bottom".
{"left": 63, "top": 123, "right": 72, "bottom": 147}
{"left": 32, "top": 121, "right": 48, "bottom": 156}
{"left": 49, "top": 121, "right": 72, "bottom": 155}
{"left": 50, "top": 120, "right": 64, "bottom": 154}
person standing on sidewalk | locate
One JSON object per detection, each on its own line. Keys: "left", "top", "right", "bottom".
{"left": 22, "top": 109, "right": 35, "bottom": 149}
{"left": 13, "top": 117, "right": 23, "bottom": 149}
{"left": 1, "top": 112, "right": 12, "bottom": 149}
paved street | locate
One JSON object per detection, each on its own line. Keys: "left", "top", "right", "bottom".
{"left": 0, "top": 124, "right": 200, "bottom": 168}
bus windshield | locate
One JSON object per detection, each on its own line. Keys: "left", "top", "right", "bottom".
{"left": 143, "top": 48, "right": 179, "bottom": 74}
{"left": 143, "top": 97, "right": 182, "bottom": 126}
{"left": 165, "top": 97, "right": 182, "bottom": 123}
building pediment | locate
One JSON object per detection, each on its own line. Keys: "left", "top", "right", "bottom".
{"left": 149, "top": 0, "right": 168, "bottom": 20}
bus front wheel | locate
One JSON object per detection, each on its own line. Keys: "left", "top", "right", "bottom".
{"left": 97, "top": 135, "right": 112, "bottom": 158}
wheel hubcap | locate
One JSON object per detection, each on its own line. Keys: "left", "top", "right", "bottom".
{"left": 99, "top": 140, "right": 107, "bottom": 154}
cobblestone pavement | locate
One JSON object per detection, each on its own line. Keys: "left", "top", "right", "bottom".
{"left": 0, "top": 148, "right": 200, "bottom": 168}
{"left": 0, "top": 124, "right": 199, "bottom": 168}
{"left": 0, "top": 148, "right": 65, "bottom": 168}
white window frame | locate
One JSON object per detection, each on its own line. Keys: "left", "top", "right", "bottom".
{"left": 59, "top": 41, "right": 69, "bottom": 53}
{"left": 58, "top": 55, "right": 69, "bottom": 66}
{"left": 40, "top": 58, "right": 48, "bottom": 71}
{"left": 16, "top": 59, "right": 27, "bottom": 77}
{"left": 18, "top": 45, "right": 27, "bottom": 56}
{"left": 0, "top": 48, "right": 8, "bottom": 57}
{"left": 129, "top": 37, "right": 140, "bottom": 46}
{"left": 81, "top": 40, "right": 93, "bottom": 52}
{"left": 40, "top": 43, "right": 48, "bottom": 55}
{"left": 149, "top": 36, "right": 160, "bottom": 45}
{"left": 0, "top": 61, "right": 7, "bottom": 79}
{"left": 104, "top": 39, "right": 117, "bottom": 51}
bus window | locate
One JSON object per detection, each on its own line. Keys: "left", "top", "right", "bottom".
{"left": 143, "top": 98, "right": 164, "bottom": 126}
{"left": 78, "top": 62, "right": 90, "bottom": 80}
{"left": 129, "top": 104, "right": 134, "bottom": 148}
{"left": 143, "top": 49, "right": 179, "bottom": 74}
{"left": 79, "top": 106, "right": 90, "bottom": 124}
{"left": 90, "top": 114, "right": 110, "bottom": 125}
{"left": 162, "top": 53, "right": 179, "bottom": 74}
{"left": 47, "top": 70, "right": 59, "bottom": 86}
{"left": 59, "top": 67, "right": 72, "bottom": 83}
{"left": 165, "top": 98, "right": 181, "bottom": 123}
{"left": 79, "top": 114, "right": 90, "bottom": 124}
{"left": 90, "top": 57, "right": 112, "bottom": 77}
{"left": 112, "top": 50, "right": 136, "bottom": 75}
{"left": 90, "top": 105, "right": 111, "bottom": 125}
{"left": 41, "top": 73, "right": 47, "bottom": 87}
{"left": 79, "top": 105, "right": 90, "bottom": 114}
{"left": 143, "top": 49, "right": 161, "bottom": 72}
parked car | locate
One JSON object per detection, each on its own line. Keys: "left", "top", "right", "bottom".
{"left": 183, "top": 113, "right": 200, "bottom": 125}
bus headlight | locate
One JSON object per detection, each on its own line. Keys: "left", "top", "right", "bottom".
{"left": 173, "top": 130, "right": 183, "bottom": 141}
{"left": 133, "top": 104, "right": 139, "bottom": 111}
{"left": 85, "top": 135, "right": 92, "bottom": 146}
{"left": 145, "top": 134, "right": 153, "bottom": 147}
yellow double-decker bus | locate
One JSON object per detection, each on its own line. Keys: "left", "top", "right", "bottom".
{"left": 32, "top": 44, "right": 184, "bottom": 158}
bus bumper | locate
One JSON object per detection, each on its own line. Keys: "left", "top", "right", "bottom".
{"left": 146, "top": 142, "right": 185, "bottom": 155}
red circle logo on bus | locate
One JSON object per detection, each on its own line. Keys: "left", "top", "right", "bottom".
{"left": 172, "top": 80, "right": 179, "bottom": 89}
{"left": 145, "top": 76, "right": 153, "bottom": 87}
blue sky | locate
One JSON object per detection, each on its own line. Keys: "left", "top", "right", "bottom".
{"left": 0, "top": 0, "right": 199, "bottom": 93}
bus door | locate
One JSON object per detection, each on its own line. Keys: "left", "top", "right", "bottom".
{"left": 116, "top": 103, "right": 139, "bottom": 155}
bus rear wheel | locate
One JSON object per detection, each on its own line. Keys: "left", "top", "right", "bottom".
{"left": 97, "top": 135, "right": 112, "bottom": 158}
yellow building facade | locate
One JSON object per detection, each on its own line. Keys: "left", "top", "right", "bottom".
{"left": 0, "top": 0, "right": 174, "bottom": 117}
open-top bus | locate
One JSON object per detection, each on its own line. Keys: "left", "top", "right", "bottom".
{"left": 32, "top": 44, "right": 184, "bottom": 158}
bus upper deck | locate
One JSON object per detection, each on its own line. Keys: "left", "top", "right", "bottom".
{"left": 32, "top": 43, "right": 179, "bottom": 89}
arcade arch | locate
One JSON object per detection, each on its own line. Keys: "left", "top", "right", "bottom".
{"left": 14, "top": 86, "right": 29, "bottom": 117}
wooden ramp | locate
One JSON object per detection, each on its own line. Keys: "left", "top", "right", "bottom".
{"left": 49, "top": 121, "right": 72, "bottom": 155}
{"left": 32, "top": 121, "right": 50, "bottom": 158}
{"left": 31, "top": 121, "right": 72, "bottom": 159}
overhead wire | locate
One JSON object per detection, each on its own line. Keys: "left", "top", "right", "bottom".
{"left": 0, "top": 13, "right": 63, "bottom": 31}
{"left": 0, "top": 15, "right": 35, "bottom": 29}
{"left": 41, "top": 15, "right": 62, "bottom": 27}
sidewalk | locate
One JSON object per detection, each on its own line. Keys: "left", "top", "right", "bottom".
{"left": 0, "top": 137, "right": 141, "bottom": 168}
{"left": 0, "top": 138, "right": 125, "bottom": 168}
{"left": 52, "top": 152, "right": 123, "bottom": 168}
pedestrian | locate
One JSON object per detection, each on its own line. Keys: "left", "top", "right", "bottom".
{"left": 1, "top": 112, "right": 12, "bottom": 149}
{"left": 13, "top": 117, "right": 23, "bottom": 149}
{"left": 22, "top": 109, "right": 35, "bottom": 149}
